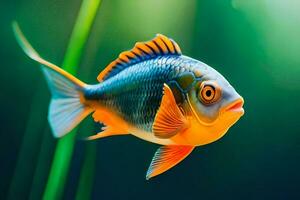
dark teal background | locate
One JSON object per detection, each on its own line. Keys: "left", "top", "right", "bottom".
{"left": 1, "top": 0, "right": 300, "bottom": 199}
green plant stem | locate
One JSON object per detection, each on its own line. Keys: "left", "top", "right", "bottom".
{"left": 75, "top": 143, "right": 97, "bottom": 200}
{"left": 28, "top": 127, "right": 55, "bottom": 200}
{"left": 43, "top": 0, "right": 101, "bottom": 199}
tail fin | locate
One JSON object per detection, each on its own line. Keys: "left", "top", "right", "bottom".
{"left": 12, "top": 22, "right": 93, "bottom": 137}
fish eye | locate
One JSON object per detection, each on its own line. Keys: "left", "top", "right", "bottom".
{"left": 198, "top": 82, "right": 221, "bottom": 104}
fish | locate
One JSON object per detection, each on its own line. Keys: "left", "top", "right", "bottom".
{"left": 13, "top": 23, "right": 244, "bottom": 180}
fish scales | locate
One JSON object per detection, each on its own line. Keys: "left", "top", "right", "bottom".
{"left": 85, "top": 56, "right": 196, "bottom": 132}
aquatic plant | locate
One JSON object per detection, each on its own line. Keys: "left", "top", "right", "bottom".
{"left": 43, "top": 0, "right": 101, "bottom": 199}
{"left": 10, "top": 0, "right": 101, "bottom": 199}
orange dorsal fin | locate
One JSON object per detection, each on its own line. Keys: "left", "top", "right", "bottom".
{"left": 152, "top": 84, "right": 189, "bottom": 139}
{"left": 97, "top": 34, "right": 182, "bottom": 82}
{"left": 146, "top": 145, "right": 194, "bottom": 180}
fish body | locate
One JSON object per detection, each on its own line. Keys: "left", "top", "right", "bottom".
{"left": 85, "top": 55, "right": 198, "bottom": 145}
{"left": 14, "top": 23, "right": 244, "bottom": 179}
{"left": 84, "top": 55, "right": 242, "bottom": 147}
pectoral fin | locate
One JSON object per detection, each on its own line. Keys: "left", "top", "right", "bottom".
{"left": 152, "top": 84, "right": 189, "bottom": 138}
{"left": 146, "top": 145, "right": 194, "bottom": 180}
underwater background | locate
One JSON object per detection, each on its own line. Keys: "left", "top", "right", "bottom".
{"left": 1, "top": 0, "right": 300, "bottom": 199}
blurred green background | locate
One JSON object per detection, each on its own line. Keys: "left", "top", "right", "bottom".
{"left": 1, "top": 0, "right": 300, "bottom": 199}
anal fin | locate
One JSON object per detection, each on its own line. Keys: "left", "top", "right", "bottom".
{"left": 86, "top": 125, "right": 127, "bottom": 140}
{"left": 87, "top": 109, "right": 129, "bottom": 140}
{"left": 146, "top": 145, "right": 194, "bottom": 180}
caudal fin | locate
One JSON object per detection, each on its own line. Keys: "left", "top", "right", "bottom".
{"left": 13, "top": 22, "right": 93, "bottom": 137}
{"left": 42, "top": 67, "right": 92, "bottom": 137}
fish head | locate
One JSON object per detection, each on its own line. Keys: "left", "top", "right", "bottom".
{"left": 177, "top": 62, "right": 244, "bottom": 145}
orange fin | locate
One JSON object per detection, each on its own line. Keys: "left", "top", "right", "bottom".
{"left": 92, "top": 110, "right": 112, "bottom": 126}
{"left": 97, "top": 34, "right": 182, "bottom": 82}
{"left": 89, "top": 109, "right": 129, "bottom": 140}
{"left": 146, "top": 145, "right": 194, "bottom": 180}
{"left": 152, "top": 84, "right": 189, "bottom": 139}
{"left": 86, "top": 126, "right": 127, "bottom": 140}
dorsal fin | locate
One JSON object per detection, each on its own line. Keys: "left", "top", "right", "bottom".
{"left": 97, "top": 34, "right": 182, "bottom": 82}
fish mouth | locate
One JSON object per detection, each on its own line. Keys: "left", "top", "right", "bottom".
{"left": 224, "top": 98, "right": 244, "bottom": 115}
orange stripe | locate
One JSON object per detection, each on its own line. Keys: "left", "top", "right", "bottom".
{"left": 97, "top": 61, "right": 116, "bottom": 81}
{"left": 132, "top": 47, "right": 143, "bottom": 57}
{"left": 145, "top": 41, "right": 161, "bottom": 54}
{"left": 119, "top": 52, "right": 130, "bottom": 62}
{"left": 12, "top": 23, "right": 86, "bottom": 87}
{"left": 159, "top": 35, "right": 175, "bottom": 53}
{"left": 135, "top": 42, "right": 153, "bottom": 55}
{"left": 154, "top": 36, "right": 168, "bottom": 53}
{"left": 171, "top": 39, "right": 181, "bottom": 54}
{"left": 124, "top": 51, "right": 136, "bottom": 59}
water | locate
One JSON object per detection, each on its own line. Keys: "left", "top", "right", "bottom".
{"left": 1, "top": 0, "right": 299, "bottom": 199}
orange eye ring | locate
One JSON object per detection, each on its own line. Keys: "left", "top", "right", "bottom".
{"left": 198, "top": 82, "right": 221, "bottom": 104}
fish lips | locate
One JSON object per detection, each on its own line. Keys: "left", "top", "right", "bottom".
{"left": 223, "top": 98, "right": 245, "bottom": 116}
